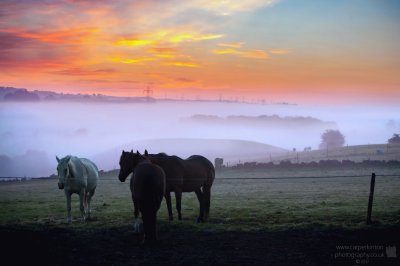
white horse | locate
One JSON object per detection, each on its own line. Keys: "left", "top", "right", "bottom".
{"left": 56, "top": 155, "right": 99, "bottom": 223}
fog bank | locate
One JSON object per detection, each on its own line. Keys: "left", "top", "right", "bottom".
{"left": 0, "top": 101, "right": 398, "bottom": 176}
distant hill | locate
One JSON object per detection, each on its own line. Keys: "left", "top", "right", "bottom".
{"left": 93, "top": 141, "right": 400, "bottom": 172}
{"left": 1, "top": 142, "right": 397, "bottom": 177}
{"left": 0, "top": 86, "right": 154, "bottom": 103}
{"left": 0, "top": 86, "right": 299, "bottom": 105}
{"left": 260, "top": 143, "right": 400, "bottom": 164}
{"left": 185, "top": 114, "right": 336, "bottom": 129}
{"left": 92, "top": 138, "right": 288, "bottom": 170}
{"left": 3, "top": 89, "right": 40, "bottom": 101}
{"left": 0, "top": 150, "right": 52, "bottom": 177}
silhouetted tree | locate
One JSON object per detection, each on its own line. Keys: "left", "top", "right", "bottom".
{"left": 319, "top": 129, "right": 345, "bottom": 149}
{"left": 388, "top": 134, "right": 400, "bottom": 144}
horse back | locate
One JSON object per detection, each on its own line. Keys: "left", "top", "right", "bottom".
{"left": 62, "top": 156, "right": 87, "bottom": 193}
{"left": 187, "top": 155, "right": 215, "bottom": 180}
{"left": 131, "top": 163, "right": 166, "bottom": 211}
{"left": 80, "top": 158, "right": 99, "bottom": 191}
{"left": 149, "top": 154, "right": 185, "bottom": 188}
{"left": 182, "top": 155, "right": 215, "bottom": 191}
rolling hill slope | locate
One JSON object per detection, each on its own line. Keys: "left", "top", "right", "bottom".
{"left": 92, "top": 138, "right": 287, "bottom": 170}
{"left": 267, "top": 144, "right": 400, "bottom": 164}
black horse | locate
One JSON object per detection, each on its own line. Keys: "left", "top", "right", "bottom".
{"left": 118, "top": 150, "right": 166, "bottom": 246}
{"left": 145, "top": 150, "right": 215, "bottom": 222}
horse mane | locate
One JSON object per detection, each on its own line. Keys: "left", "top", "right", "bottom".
{"left": 58, "top": 155, "right": 86, "bottom": 179}
{"left": 59, "top": 155, "right": 72, "bottom": 163}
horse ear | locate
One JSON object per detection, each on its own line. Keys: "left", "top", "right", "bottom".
{"left": 56, "top": 156, "right": 60, "bottom": 163}
{"left": 131, "top": 149, "right": 133, "bottom": 153}
{"left": 136, "top": 150, "right": 140, "bottom": 155}
{"left": 144, "top": 150, "right": 148, "bottom": 156}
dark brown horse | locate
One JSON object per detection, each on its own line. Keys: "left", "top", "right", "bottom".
{"left": 145, "top": 150, "right": 215, "bottom": 222}
{"left": 118, "top": 150, "right": 166, "bottom": 246}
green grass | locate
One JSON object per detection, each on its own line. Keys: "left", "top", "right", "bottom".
{"left": 0, "top": 165, "right": 399, "bottom": 232}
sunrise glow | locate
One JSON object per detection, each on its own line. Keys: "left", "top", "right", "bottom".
{"left": 0, "top": 0, "right": 399, "bottom": 104}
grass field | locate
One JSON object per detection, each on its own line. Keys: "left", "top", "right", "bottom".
{"left": 1, "top": 164, "right": 399, "bottom": 265}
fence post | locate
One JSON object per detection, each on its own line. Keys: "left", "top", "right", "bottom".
{"left": 366, "top": 173, "right": 376, "bottom": 224}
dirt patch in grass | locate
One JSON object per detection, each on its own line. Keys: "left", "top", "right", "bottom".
{"left": 1, "top": 224, "right": 399, "bottom": 266}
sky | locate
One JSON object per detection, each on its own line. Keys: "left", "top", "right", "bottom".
{"left": 0, "top": 0, "right": 399, "bottom": 104}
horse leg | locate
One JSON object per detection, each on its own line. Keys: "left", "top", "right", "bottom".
{"left": 65, "top": 190, "right": 72, "bottom": 224}
{"left": 132, "top": 194, "right": 141, "bottom": 233}
{"left": 165, "top": 192, "right": 173, "bottom": 221}
{"left": 141, "top": 210, "right": 157, "bottom": 246}
{"left": 175, "top": 188, "right": 183, "bottom": 220}
{"left": 79, "top": 189, "right": 86, "bottom": 223}
{"left": 86, "top": 189, "right": 95, "bottom": 220}
{"left": 194, "top": 188, "right": 204, "bottom": 223}
{"left": 83, "top": 192, "right": 88, "bottom": 217}
{"left": 203, "top": 185, "right": 211, "bottom": 221}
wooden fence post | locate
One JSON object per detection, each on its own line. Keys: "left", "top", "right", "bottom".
{"left": 367, "top": 173, "right": 376, "bottom": 224}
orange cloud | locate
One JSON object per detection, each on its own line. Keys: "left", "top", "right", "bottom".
{"left": 52, "top": 68, "right": 116, "bottom": 76}
{"left": 195, "top": 34, "right": 225, "bottom": 41}
{"left": 213, "top": 48, "right": 268, "bottom": 59}
{"left": 240, "top": 50, "right": 268, "bottom": 59}
{"left": 168, "top": 33, "right": 196, "bottom": 43}
{"left": 148, "top": 47, "right": 177, "bottom": 58}
{"left": 218, "top": 42, "right": 244, "bottom": 48}
{"left": 154, "top": 54, "right": 174, "bottom": 59}
{"left": 2, "top": 27, "right": 100, "bottom": 45}
{"left": 164, "top": 61, "right": 200, "bottom": 68}
{"left": 115, "top": 30, "right": 223, "bottom": 48}
{"left": 156, "top": 75, "right": 202, "bottom": 89}
{"left": 110, "top": 56, "right": 155, "bottom": 64}
{"left": 270, "top": 49, "right": 290, "bottom": 55}
{"left": 168, "top": 33, "right": 223, "bottom": 43}
{"left": 115, "top": 38, "right": 154, "bottom": 47}
{"left": 144, "top": 72, "right": 163, "bottom": 78}
{"left": 148, "top": 47, "right": 177, "bottom": 53}
{"left": 175, "top": 77, "right": 197, "bottom": 83}
{"left": 213, "top": 48, "right": 241, "bottom": 55}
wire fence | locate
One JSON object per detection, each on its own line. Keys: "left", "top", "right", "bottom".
{"left": 92, "top": 173, "right": 400, "bottom": 181}
{"left": 0, "top": 171, "right": 398, "bottom": 225}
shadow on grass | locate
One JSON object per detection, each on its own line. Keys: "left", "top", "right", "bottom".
{"left": 1, "top": 222, "right": 399, "bottom": 266}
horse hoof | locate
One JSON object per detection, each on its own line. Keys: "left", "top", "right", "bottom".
{"left": 196, "top": 218, "right": 204, "bottom": 223}
{"left": 132, "top": 219, "right": 142, "bottom": 233}
{"left": 132, "top": 224, "right": 139, "bottom": 233}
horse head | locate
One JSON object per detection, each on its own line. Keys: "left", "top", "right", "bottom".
{"left": 56, "top": 155, "right": 85, "bottom": 189}
{"left": 118, "top": 150, "right": 150, "bottom": 182}
{"left": 119, "top": 150, "right": 132, "bottom": 182}
{"left": 56, "top": 155, "right": 71, "bottom": 189}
